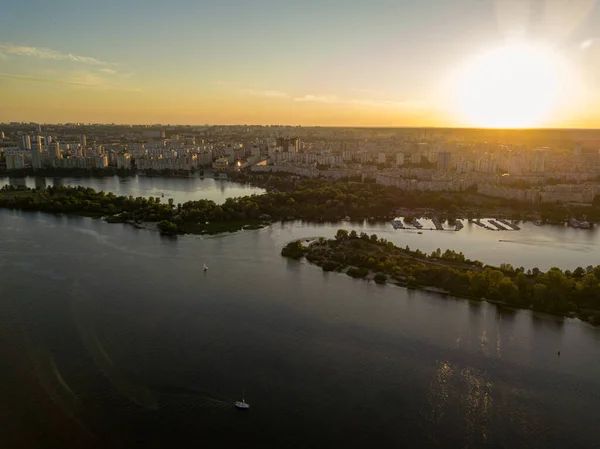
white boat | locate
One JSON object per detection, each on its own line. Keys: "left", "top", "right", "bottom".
{"left": 235, "top": 398, "right": 250, "bottom": 409}
{"left": 533, "top": 220, "right": 542, "bottom": 226}
{"left": 203, "top": 264, "right": 208, "bottom": 271}
{"left": 579, "top": 221, "right": 591, "bottom": 229}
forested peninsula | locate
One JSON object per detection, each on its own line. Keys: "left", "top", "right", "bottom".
{"left": 3, "top": 174, "right": 600, "bottom": 234}
{"left": 282, "top": 230, "right": 600, "bottom": 325}
{"left": 0, "top": 180, "right": 399, "bottom": 235}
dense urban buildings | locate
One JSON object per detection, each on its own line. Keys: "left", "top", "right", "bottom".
{"left": 2, "top": 123, "right": 600, "bottom": 204}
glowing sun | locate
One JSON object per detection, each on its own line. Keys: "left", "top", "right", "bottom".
{"left": 453, "top": 42, "right": 569, "bottom": 128}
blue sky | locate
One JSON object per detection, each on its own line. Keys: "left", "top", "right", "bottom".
{"left": 2, "top": 0, "right": 600, "bottom": 126}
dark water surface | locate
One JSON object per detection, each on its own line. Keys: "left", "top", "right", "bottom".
{"left": 1, "top": 209, "right": 599, "bottom": 449}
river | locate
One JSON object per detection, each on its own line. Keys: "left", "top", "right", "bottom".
{"left": 1, "top": 175, "right": 599, "bottom": 271}
{"left": 1, "top": 208, "right": 599, "bottom": 449}
{"left": 0, "top": 174, "right": 265, "bottom": 205}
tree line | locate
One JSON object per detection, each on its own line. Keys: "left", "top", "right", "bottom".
{"left": 0, "top": 182, "right": 400, "bottom": 235}
{"left": 282, "top": 230, "right": 600, "bottom": 324}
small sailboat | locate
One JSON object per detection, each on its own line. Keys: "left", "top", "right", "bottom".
{"left": 203, "top": 264, "right": 208, "bottom": 272}
{"left": 235, "top": 392, "right": 249, "bottom": 409}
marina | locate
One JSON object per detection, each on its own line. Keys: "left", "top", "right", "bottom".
{"left": 390, "top": 216, "right": 591, "bottom": 233}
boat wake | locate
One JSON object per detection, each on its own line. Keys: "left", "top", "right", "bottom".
{"left": 498, "top": 239, "right": 594, "bottom": 251}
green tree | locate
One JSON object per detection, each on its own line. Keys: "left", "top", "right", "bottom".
{"left": 532, "top": 283, "right": 548, "bottom": 309}
{"left": 335, "top": 229, "right": 349, "bottom": 241}
{"left": 498, "top": 278, "right": 519, "bottom": 305}
{"left": 157, "top": 220, "right": 178, "bottom": 236}
{"left": 374, "top": 273, "right": 387, "bottom": 283}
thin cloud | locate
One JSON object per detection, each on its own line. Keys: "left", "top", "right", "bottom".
{"left": 99, "top": 68, "right": 118, "bottom": 75}
{"left": 0, "top": 72, "right": 141, "bottom": 92}
{"left": 294, "top": 94, "right": 431, "bottom": 112}
{"left": 239, "top": 88, "right": 290, "bottom": 98}
{"left": 349, "top": 98, "right": 432, "bottom": 110}
{"left": 294, "top": 94, "right": 339, "bottom": 103}
{"left": 0, "top": 44, "right": 112, "bottom": 65}
{"left": 351, "top": 88, "right": 384, "bottom": 95}
{"left": 581, "top": 38, "right": 597, "bottom": 49}
{"left": 232, "top": 86, "right": 432, "bottom": 114}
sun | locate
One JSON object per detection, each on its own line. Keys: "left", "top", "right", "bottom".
{"left": 452, "top": 42, "right": 569, "bottom": 128}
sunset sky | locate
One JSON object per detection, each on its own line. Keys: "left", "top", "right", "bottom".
{"left": 1, "top": 0, "right": 600, "bottom": 128}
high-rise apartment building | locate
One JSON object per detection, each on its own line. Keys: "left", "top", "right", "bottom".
{"left": 117, "top": 153, "right": 132, "bottom": 169}
{"left": 22, "top": 135, "right": 31, "bottom": 150}
{"left": 6, "top": 154, "right": 25, "bottom": 170}
{"left": 509, "top": 155, "right": 525, "bottom": 175}
{"left": 49, "top": 142, "right": 62, "bottom": 159}
{"left": 80, "top": 134, "right": 87, "bottom": 148}
{"left": 396, "top": 153, "right": 404, "bottom": 167}
{"left": 437, "top": 152, "right": 452, "bottom": 171}
{"left": 531, "top": 150, "right": 547, "bottom": 173}
{"left": 276, "top": 137, "right": 300, "bottom": 153}
{"left": 31, "top": 142, "right": 43, "bottom": 169}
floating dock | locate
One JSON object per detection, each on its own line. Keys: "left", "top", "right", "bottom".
{"left": 498, "top": 219, "right": 520, "bottom": 230}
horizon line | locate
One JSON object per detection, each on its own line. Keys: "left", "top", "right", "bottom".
{"left": 2, "top": 122, "right": 600, "bottom": 131}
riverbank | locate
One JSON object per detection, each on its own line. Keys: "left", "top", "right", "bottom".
{"left": 0, "top": 180, "right": 401, "bottom": 236}
{"left": 282, "top": 231, "right": 600, "bottom": 326}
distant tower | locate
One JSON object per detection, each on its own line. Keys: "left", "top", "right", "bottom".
{"left": 22, "top": 135, "right": 31, "bottom": 150}
{"left": 49, "top": 142, "right": 62, "bottom": 159}
{"left": 276, "top": 137, "right": 289, "bottom": 152}
{"left": 437, "top": 152, "right": 452, "bottom": 171}
{"left": 531, "top": 150, "right": 547, "bottom": 173}
{"left": 509, "top": 155, "right": 525, "bottom": 175}
{"left": 396, "top": 153, "right": 405, "bottom": 167}
{"left": 31, "top": 142, "right": 43, "bottom": 169}
{"left": 290, "top": 137, "right": 300, "bottom": 153}
{"left": 80, "top": 134, "right": 87, "bottom": 148}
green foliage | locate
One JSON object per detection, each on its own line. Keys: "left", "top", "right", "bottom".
{"left": 347, "top": 267, "right": 369, "bottom": 278}
{"left": 322, "top": 261, "right": 339, "bottom": 272}
{"left": 0, "top": 178, "right": 405, "bottom": 232}
{"left": 157, "top": 220, "right": 178, "bottom": 236}
{"left": 335, "top": 229, "right": 349, "bottom": 241}
{"left": 374, "top": 273, "right": 387, "bottom": 283}
{"left": 281, "top": 229, "right": 600, "bottom": 322}
{"left": 281, "top": 240, "right": 306, "bottom": 259}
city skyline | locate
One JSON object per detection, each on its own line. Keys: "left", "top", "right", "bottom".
{"left": 2, "top": 0, "right": 600, "bottom": 128}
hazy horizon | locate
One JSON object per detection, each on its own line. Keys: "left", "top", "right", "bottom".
{"left": 2, "top": 0, "right": 600, "bottom": 128}
{"left": 5, "top": 122, "right": 600, "bottom": 132}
